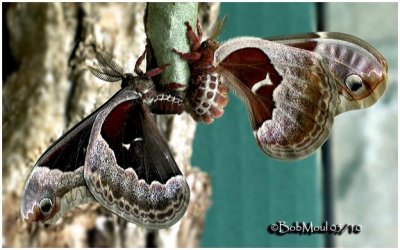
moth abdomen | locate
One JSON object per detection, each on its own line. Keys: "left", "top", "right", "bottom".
{"left": 185, "top": 72, "right": 228, "bottom": 124}
{"left": 150, "top": 93, "right": 184, "bottom": 115}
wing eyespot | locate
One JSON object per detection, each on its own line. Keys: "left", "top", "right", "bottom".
{"left": 39, "top": 198, "right": 54, "bottom": 215}
{"left": 345, "top": 74, "right": 364, "bottom": 92}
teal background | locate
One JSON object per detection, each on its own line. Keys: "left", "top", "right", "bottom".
{"left": 191, "top": 3, "right": 324, "bottom": 247}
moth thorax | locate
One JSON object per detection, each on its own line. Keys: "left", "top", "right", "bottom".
{"left": 132, "top": 77, "right": 156, "bottom": 101}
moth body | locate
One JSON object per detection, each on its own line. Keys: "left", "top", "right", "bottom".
{"left": 173, "top": 22, "right": 228, "bottom": 124}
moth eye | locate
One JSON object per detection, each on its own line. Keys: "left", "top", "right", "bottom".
{"left": 39, "top": 198, "right": 53, "bottom": 215}
{"left": 345, "top": 74, "right": 364, "bottom": 92}
{"left": 201, "top": 42, "right": 208, "bottom": 49}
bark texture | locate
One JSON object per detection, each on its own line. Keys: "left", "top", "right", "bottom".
{"left": 2, "top": 3, "right": 219, "bottom": 247}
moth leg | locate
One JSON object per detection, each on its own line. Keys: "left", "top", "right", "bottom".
{"left": 134, "top": 47, "right": 147, "bottom": 76}
{"left": 135, "top": 44, "right": 170, "bottom": 78}
{"left": 184, "top": 21, "right": 201, "bottom": 51}
{"left": 144, "top": 63, "right": 169, "bottom": 78}
{"left": 172, "top": 48, "right": 201, "bottom": 62}
{"left": 172, "top": 19, "right": 203, "bottom": 60}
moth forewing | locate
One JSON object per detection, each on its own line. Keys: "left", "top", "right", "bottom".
{"left": 20, "top": 88, "right": 131, "bottom": 223}
{"left": 84, "top": 87, "right": 189, "bottom": 229}
{"left": 268, "top": 32, "right": 388, "bottom": 115}
{"left": 20, "top": 106, "right": 100, "bottom": 223}
{"left": 214, "top": 37, "right": 338, "bottom": 160}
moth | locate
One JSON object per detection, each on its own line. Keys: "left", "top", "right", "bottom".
{"left": 20, "top": 47, "right": 190, "bottom": 229}
{"left": 174, "top": 19, "right": 388, "bottom": 160}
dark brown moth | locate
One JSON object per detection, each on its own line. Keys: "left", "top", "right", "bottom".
{"left": 174, "top": 20, "right": 388, "bottom": 160}
{"left": 20, "top": 48, "right": 190, "bottom": 229}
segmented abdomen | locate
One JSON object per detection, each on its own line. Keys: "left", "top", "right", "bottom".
{"left": 185, "top": 72, "right": 229, "bottom": 124}
{"left": 151, "top": 93, "right": 184, "bottom": 115}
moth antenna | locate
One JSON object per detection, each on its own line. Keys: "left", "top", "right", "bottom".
{"left": 87, "top": 65, "right": 123, "bottom": 82}
{"left": 196, "top": 17, "right": 203, "bottom": 41}
{"left": 94, "top": 50, "right": 124, "bottom": 76}
{"left": 87, "top": 47, "right": 126, "bottom": 83}
{"left": 209, "top": 16, "right": 227, "bottom": 41}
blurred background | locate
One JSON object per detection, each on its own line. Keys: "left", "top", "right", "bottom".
{"left": 192, "top": 2, "right": 398, "bottom": 248}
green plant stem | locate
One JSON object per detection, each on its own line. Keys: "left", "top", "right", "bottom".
{"left": 145, "top": 3, "right": 198, "bottom": 87}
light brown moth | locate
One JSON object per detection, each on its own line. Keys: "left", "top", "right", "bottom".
{"left": 174, "top": 21, "right": 388, "bottom": 160}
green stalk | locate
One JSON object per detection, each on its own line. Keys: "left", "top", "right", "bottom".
{"left": 145, "top": 3, "right": 198, "bottom": 87}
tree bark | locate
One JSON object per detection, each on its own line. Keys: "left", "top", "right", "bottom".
{"left": 2, "top": 3, "right": 219, "bottom": 247}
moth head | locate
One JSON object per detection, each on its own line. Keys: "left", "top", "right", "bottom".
{"left": 201, "top": 39, "right": 220, "bottom": 51}
{"left": 198, "top": 39, "right": 220, "bottom": 62}
{"left": 20, "top": 167, "right": 59, "bottom": 223}
{"left": 199, "top": 17, "right": 224, "bottom": 55}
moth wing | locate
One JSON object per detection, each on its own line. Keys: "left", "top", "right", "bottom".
{"left": 84, "top": 88, "right": 189, "bottom": 229}
{"left": 215, "top": 37, "right": 338, "bottom": 160}
{"left": 269, "top": 32, "right": 388, "bottom": 114}
{"left": 19, "top": 94, "right": 110, "bottom": 223}
{"left": 20, "top": 88, "right": 131, "bottom": 223}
